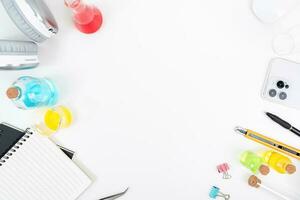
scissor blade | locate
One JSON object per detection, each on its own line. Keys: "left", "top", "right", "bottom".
{"left": 99, "top": 188, "right": 129, "bottom": 200}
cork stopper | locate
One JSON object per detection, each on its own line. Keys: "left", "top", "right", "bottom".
{"left": 259, "top": 165, "right": 270, "bottom": 175}
{"left": 248, "top": 175, "right": 261, "bottom": 188}
{"left": 286, "top": 164, "right": 296, "bottom": 174}
{"left": 6, "top": 87, "right": 19, "bottom": 99}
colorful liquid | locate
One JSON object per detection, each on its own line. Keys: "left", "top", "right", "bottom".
{"left": 7, "top": 76, "right": 58, "bottom": 109}
{"left": 240, "top": 151, "right": 269, "bottom": 175}
{"left": 262, "top": 151, "right": 296, "bottom": 174}
{"left": 36, "top": 106, "right": 73, "bottom": 137}
{"left": 74, "top": 7, "right": 102, "bottom": 34}
{"left": 66, "top": 0, "right": 103, "bottom": 34}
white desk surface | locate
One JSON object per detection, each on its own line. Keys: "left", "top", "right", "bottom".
{"left": 1, "top": 0, "right": 300, "bottom": 199}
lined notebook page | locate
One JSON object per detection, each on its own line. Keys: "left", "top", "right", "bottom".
{"left": 0, "top": 131, "right": 91, "bottom": 200}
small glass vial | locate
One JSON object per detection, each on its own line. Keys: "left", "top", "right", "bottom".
{"left": 65, "top": 0, "right": 103, "bottom": 34}
{"left": 35, "top": 106, "right": 73, "bottom": 137}
{"left": 240, "top": 151, "right": 270, "bottom": 175}
{"left": 6, "top": 76, "right": 58, "bottom": 109}
{"left": 262, "top": 150, "right": 296, "bottom": 174}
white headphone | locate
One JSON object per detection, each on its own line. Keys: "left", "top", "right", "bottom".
{"left": 0, "top": 0, "right": 58, "bottom": 70}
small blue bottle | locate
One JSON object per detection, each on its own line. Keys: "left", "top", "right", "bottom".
{"left": 6, "top": 76, "right": 58, "bottom": 109}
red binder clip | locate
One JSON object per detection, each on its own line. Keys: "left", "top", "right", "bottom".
{"left": 217, "top": 163, "right": 231, "bottom": 179}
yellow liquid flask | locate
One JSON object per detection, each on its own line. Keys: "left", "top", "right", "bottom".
{"left": 262, "top": 151, "right": 296, "bottom": 174}
{"left": 36, "top": 106, "right": 73, "bottom": 137}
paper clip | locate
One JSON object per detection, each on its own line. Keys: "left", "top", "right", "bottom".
{"left": 209, "top": 186, "right": 230, "bottom": 200}
{"left": 217, "top": 163, "right": 231, "bottom": 179}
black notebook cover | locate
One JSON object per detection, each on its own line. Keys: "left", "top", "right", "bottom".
{"left": 0, "top": 123, "right": 25, "bottom": 158}
{"left": 0, "top": 123, "right": 75, "bottom": 160}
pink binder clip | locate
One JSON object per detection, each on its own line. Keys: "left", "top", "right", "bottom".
{"left": 217, "top": 163, "right": 231, "bottom": 179}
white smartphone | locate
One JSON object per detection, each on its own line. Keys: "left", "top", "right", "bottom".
{"left": 262, "top": 58, "right": 300, "bottom": 109}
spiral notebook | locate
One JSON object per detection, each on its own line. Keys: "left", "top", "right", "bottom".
{"left": 0, "top": 123, "right": 91, "bottom": 200}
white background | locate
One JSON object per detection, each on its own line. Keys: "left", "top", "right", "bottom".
{"left": 1, "top": 0, "right": 300, "bottom": 199}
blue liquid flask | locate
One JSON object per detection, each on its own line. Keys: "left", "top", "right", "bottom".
{"left": 6, "top": 76, "right": 58, "bottom": 109}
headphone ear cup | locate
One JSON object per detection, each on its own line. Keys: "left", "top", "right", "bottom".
{"left": 0, "top": 40, "right": 39, "bottom": 70}
{"left": 1, "top": 0, "right": 47, "bottom": 43}
{"left": 0, "top": 40, "right": 38, "bottom": 55}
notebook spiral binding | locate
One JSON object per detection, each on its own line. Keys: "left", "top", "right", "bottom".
{"left": 0, "top": 128, "right": 33, "bottom": 166}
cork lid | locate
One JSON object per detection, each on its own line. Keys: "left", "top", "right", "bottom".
{"left": 248, "top": 175, "right": 261, "bottom": 188}
{"left": 286, "top": 164, "right": 296, "bottom": 174}
{"left": 6, "top": 87, "right": 20, "bottom": 99}
{"left": 259, "top": 165, "right": 270, "bottom": 175}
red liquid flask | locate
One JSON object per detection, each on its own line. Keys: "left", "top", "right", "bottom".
{"left": 65, "top": 0, "right": 103, "bottom": 34}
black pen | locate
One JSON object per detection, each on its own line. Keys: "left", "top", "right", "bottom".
{"left": 265, "top": 112, "right": 300, "bottom": 137}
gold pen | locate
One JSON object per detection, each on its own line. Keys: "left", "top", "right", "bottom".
{"left": 235, "top": 126, "right": 300, "bottom": 160}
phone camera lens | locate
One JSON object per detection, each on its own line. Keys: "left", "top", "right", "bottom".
{"left": 279, "top": 92, "right": 287, "bottom": 100}
{"left": 277, "top": 81, "right": 285, "bottom": 89}
{"left": 269, "top": 89, "right": 277, "bottom": 97}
